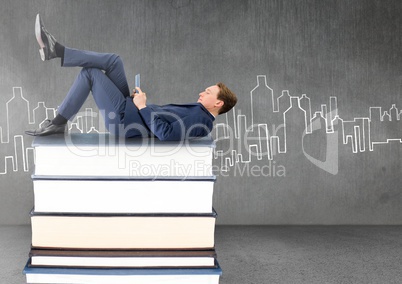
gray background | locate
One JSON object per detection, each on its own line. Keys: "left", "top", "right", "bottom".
{"left": 0, "top": 0, "right": 401, "bottom": 225}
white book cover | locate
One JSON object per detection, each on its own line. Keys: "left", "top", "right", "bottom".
{"left": 30, "top": 210, "right": 217, "bottom": 250}
{"left": 33, "top": 176, "right": 215, "bottom": 214}
{"left": 33, "top": 134, "right": 215, "bottom": 177}
{"left": 29, "top": 249, "right": 217, "bottom": 268}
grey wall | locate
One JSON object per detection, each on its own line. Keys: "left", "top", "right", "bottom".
{"left": 1, "top": 0, "right": 402, "bottom": 225}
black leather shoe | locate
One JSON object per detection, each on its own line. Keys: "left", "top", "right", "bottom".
{"left": 35, "top": 14, "right": 58, "bottom": 61}
{"left": 25, "top": 119, "right": 66, "bottom": 136}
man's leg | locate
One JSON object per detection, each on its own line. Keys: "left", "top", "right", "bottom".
{"left": 57, "top": 67, "right": 127, "bottom": 136}
{"left": 26, "top": 14, "right": 132, "bottom": 136}
{"left": 25, "top": 66, "right": 129, "bottom": 137}
{"left": 63, "top": 48, "right": 130, "bottom": 98}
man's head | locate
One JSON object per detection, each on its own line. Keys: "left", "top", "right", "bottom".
{"left": 198, "top": 82, "right": 237, "bottom": 116}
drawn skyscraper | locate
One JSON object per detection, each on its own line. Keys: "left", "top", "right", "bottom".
{"left": 0, "top": 87, "right": 33, "bottom": 174}
{"left": 390, "top": 104, "right": 399, "bottom": 121}
{"left": 300, "top": 94, "right": 312, "bottom": 133}
{"left": 329, "top": 96, "right": 338, "bottom": 132}
{"left": 283, "top": 97, "right": 307, "bottom": 154}
{"left": 276, "top": 90, "right": 291, "bottom": 153}
{"left": 249, "top": 75, "right": 275, "bottom": 130}
{"left": 6, "top": 87, "right": 31, "bottom": 141}
{"left": 33, "top": 102, "right": 48, "bottom": 127}
{"left": 303, "top": 111, "right": 328, "bottom": 162}
{"left": 332, "top": 115, "right": 345, "bottom": 149}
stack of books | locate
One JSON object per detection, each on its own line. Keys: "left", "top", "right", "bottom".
{"left": 23, "top": 133, "right": 222, "bottom": 284}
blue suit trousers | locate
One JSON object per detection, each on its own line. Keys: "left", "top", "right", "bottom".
{"left": 57, "top": 47, "right": 132, "bottom": 136}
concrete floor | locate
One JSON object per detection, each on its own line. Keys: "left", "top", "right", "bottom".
{"left": 2, "top": 225, "right": 402, "bottom": 283}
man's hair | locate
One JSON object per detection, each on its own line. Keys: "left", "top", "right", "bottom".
{"left": 216, "top": 82, "right": 237, "bottom": 115}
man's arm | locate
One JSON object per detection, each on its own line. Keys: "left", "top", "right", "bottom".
{"left": 139, "top": 108, "right": 211, "bottom": 141}
{"left": 132, "top": 87, "right": 181, "bottom": 140}
{"left": 138, "top": 107, "right": 186, "bottom": 141}
{"left": 132, "top": 87, "right": 211, "bottom": 141}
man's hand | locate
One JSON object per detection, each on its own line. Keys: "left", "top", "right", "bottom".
{"left": 132, "top": 87, "right": 147, "bottom": 110}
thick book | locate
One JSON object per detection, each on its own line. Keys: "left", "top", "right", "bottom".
{"left": 32, "top": 134, "right": 215, "bottom": 177}
{"left": 29, "top": 249, "right": 217, "bottom": 268}
{"left": 23, "top": 259, "right": 222, "bottom": 284}
{"left": 30, "top": 210, "right": 217, "bottom": 250}
{"left": 32, "top": 175, "right": 215, "bottom": 214}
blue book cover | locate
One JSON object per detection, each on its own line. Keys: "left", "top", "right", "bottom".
{"left": 23, "top": 259, "right": 222, "bottom": 276}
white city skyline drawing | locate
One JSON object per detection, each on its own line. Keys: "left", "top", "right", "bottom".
{"left": 0, "top": 87, "right": 105, "bottom": 174}
{"left": 1, "top": 78, "right": 401, "bottom": 175}
{"left": 214, "top": 75, "right": 402, "bottom": 171}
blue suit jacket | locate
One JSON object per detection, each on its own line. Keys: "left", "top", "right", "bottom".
{"left": 123, "top": 97, "right": 215, "bottom": 141}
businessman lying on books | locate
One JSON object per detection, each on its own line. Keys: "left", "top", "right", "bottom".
{"left": 25, "top": 14, "right": 237, "bottom": 141}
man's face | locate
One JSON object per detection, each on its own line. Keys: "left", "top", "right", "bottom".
{"left": 197, "top": 85, "right": 222, "bottom": 112}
